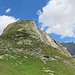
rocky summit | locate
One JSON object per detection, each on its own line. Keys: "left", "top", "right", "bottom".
{"left": 0, "top": 20, "right": 75, "bottom": 75}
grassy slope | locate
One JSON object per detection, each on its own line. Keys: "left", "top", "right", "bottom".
{"left": 0, "top": 51, "right": 75, "bottom": 75}
{"left": 0, "top": 22, "right": 75, "bottom": 75}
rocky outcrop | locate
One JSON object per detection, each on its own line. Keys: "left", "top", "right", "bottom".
{"left": 2, "top": 20, "right": 71, "bottom": 57}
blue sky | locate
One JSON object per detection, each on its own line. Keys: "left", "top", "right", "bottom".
{"left": 0, "top": 0, "right": 48, "bottom": 20}
{"left": 0, "top": 0, "right": 75, "bottom": 43}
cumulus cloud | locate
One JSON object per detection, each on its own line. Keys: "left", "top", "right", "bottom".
{"left": 6, "top": 8, "right": 11, "bottom": 13}
{"left": 0, "top": 15, "right": 19, "bottom": 34}
{"left": 37, "top": 0, "right": 75, "bottom": 38}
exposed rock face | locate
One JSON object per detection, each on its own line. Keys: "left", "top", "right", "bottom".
{"left": 2, "top": 20, "right": 71, "bottom": 57}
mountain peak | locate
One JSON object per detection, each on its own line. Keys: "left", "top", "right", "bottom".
{"left": 1, "top": 20, "right": 71, "bottom": 57}
{"left": 3, "top": 20, "right": 37, "bottom": 34}
{"left": 0, "top": 20, "right": 75, "bottom": 75}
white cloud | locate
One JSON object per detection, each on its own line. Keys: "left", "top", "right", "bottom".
{"left": 6, "top": 8, "right": 11, "bottom": 13}
{"left": 37, "top": 10, "right": 42, "bottom": 15}
{"left": 38, "top": 0, "right": 75, "bottom": 38}
{"left": 0, "top": 15, "right": 19, "bottom": 34}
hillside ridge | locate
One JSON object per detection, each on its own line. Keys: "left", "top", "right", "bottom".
{"left": 2, "top": 20, "right": 71, "bottom": 57}
{"left": 0, "top": 20, "right": 75, "bottom": 75}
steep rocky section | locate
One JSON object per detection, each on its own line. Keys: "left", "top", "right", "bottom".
{"left": 2, "top": 20, "right": 71, "bottom": 57}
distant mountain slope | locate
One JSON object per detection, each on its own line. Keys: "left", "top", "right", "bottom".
{"left": 60, "top": 42, "right": 75, "bottom": 57}
{"left": 0, "top": 20, "right": 75, "bottom": 75}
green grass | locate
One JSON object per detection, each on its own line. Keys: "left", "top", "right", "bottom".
{"left": 0, "top": 53, "right": 46, "bottom": 75}
{"left": 0, "top": 47, "right": 75, "bottom": 75}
